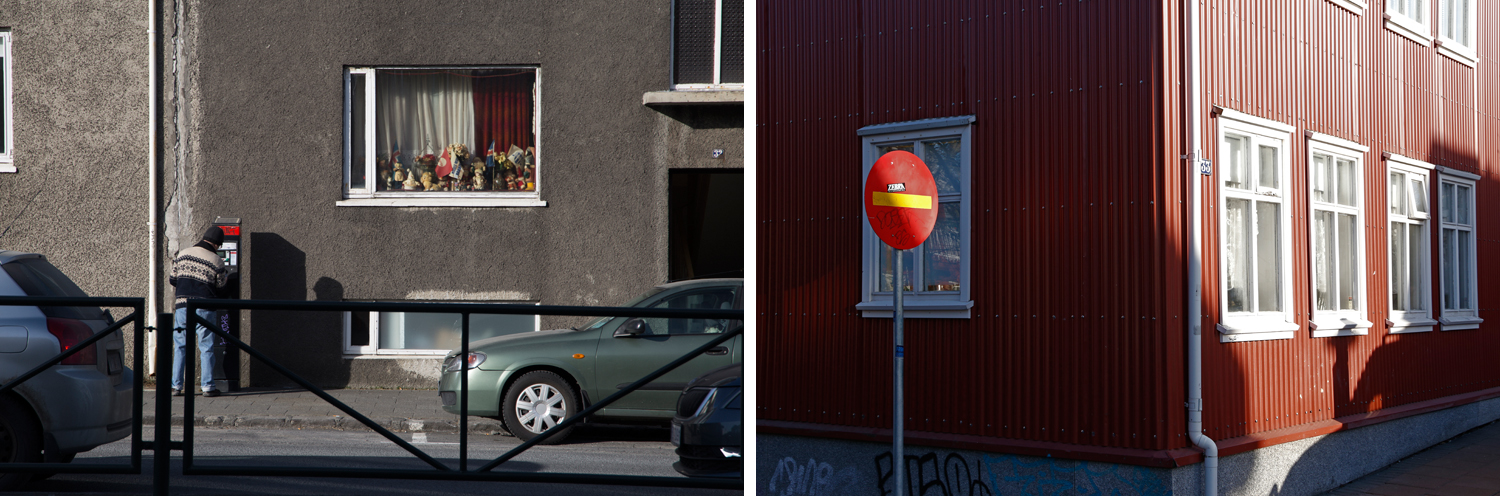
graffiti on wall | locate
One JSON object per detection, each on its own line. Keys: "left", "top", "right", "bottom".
{"left": 769, "top": 449, "right": 1170, "bottom": 496}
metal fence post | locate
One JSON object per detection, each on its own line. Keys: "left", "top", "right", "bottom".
{"left": 155, "top": 311, "right": 172, "bottom": 496}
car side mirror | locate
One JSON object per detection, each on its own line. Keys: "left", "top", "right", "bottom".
{"left": 103, "top": 310, "right": 116, "bottom": 326}
{"left": 614, "top": 318, "right": 649, "bottom": 338}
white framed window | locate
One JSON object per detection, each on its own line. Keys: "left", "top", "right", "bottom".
{"left": 1436, "top": 0, "right": 1476, "bottom": 66}
{"left": 1387, "top": 154, "right": 1437, "bottom": 334}
{"left": 1306, "top": 132, "right": 1373, "bottom": 337}
{"left": 1437, "top": 168, "right": 1481, "bottom": 330}
{"left": 1215, "top": 108, "right": 1298, "bottom": 342}
{"left": 339, "top": 66, "right": 544, "bottom": 208}
{"left": 1385, "top": 0, "right": 1434, "bottom": 45}
{"left": 343, "top": 303, "right": 540, "bottom": 357}
{"left": 0, "top": 30, "right": 12, "bottom": 173}
{"left": 855, "top": 116, "right": 973, "bottom": 319}
{"left": 673, "top": 0, "right": 744, "bottom": 90}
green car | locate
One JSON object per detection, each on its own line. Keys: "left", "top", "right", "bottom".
{"left": 438, "top": 278, "right": 743, "bottom": 444}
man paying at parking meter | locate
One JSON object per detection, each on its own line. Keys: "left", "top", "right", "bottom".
{"left": 169, "top": 227, "right": 229, "bottom": 397}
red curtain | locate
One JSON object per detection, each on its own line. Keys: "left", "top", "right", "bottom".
{"left": 472, "top": 71, "right": 535, "bottom": 154}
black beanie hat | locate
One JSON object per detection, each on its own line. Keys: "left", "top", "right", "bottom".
{"left": 202, "top": 226, "right": 225, "bottom": 246}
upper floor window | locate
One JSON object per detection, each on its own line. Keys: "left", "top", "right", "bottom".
{"left": 673, "top": 0, "right": 743, "bottom": 89}
{"left": 1215, "top": 108, "right": 1297, "bottom": 342}
{"left": 1386, "top": 0, "right": 1434, "bottom": 45}
{"left": 856, "top": 116, "right": 973, "bottom": 319}
{"left": 1387, "top": 154, "right": 1436, "bottom": 333}
{"left": 1306, "top": 133, "right": 1372, "bottom": 337}
{"left": 1438, "top": 170, "right": 1481, "bottom": 330}
{"left": 341, "top": 67, "right": 543, "bottom": 208}
{"left": 0, "top": 30, "right": 12, "bottom": 173}
{"left": 1437, "top": 0, "right": 1476, "bottom": 65}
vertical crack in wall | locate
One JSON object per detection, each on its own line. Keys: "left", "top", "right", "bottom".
{"left": 164, "top": 0, "right": 190, "bottom": 256}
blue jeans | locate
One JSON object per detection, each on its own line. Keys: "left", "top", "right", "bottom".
{"left": 172, "top": 307, "right": 219, "bottom": 392}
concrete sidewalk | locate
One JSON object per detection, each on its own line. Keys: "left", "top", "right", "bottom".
{"left": 1323, "top": 420, "right": 1500, "bottom": 495}
{"left": 141, "top": 387, "right": 508, "bottom": 435}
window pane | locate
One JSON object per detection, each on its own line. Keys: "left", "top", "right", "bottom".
{"left": 1258, "top": 145, "right": 1278, "bottom": 190}
{"left": 674, "top": 0, "right": 717, "bottom": 84}
{"left": 720, "top": 0, "right": 744, "bottom": 84}
{"left": 1339, "top": 213, "right": 1358, "bottom": 310}
{"left": 350, "top": 73, "right": 367, "bottom": 190}
{"left": 350, "top": 311, "right": 370, "bottom": 347}
{"left": 1411, "top": 178, "right": 1428, "bottom": 215}
{"left": 378, "top": 311, "right": 533, "bottom": 351}
{"left": 924, "top": 202, "right": 960, "bottom": 291}
{"left": 923, "top": 139, "right": 962, "bottom": 196}
{"left": 645, "top": 288, "right": 739, "bottom": 335}
{"left": 1443, "top": 228, "right": 1456, "bottom": 309}
{"left": 374, "top": 68, "right": 537, "bottom": 193}
{"left": 1225, "top": 136, "right": 1247, "bottom": 190}
{"left": 879, "top": 244, "right": 914, "bottom": 293}
{"left": 1225, "top": 199, "right": 1251, "bottom": 313}
{"left": 1457, "top": 184, "right": 1471, "bottom": 225}
{"left": 879, "top": 143, "right": 914, "bottom": 156}
{"left": 1315, "top": 210, "right": 1334, "bottom": 311}
{"left": 1391, "top": 222, "right": 1408, "bottom": 311}
{"left": 1459, "top": 230, "right": 1472, "bottom": 310}
{"left": 1409, "top": 223, "right": 1424, "bottom": 311}
{"left": 1442, "top": 183, "right": 1456, "bottom": 222}
{"left": 1336, "top": 159, "right": 1356, "bottom": 207}
{"left": 1256, "top": 201, "right": 1281, "bottom": 312}
{"left": 1313, "top": 155, "right": 1331, "bottom": 203}
{"left": 1390, "top": 172, "right": 1407, "bottom": 216}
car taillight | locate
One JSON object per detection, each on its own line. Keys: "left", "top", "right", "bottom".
{"left": 46, "top": 318, "right": 97, "bottom": 365}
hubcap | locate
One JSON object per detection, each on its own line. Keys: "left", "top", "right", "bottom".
{"left": 515, "top": 384, "right": 567, "bottom": 434}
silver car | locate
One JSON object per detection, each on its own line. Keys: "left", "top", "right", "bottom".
{"left": 0, "top": 251, "right": 133, "bottom": 489}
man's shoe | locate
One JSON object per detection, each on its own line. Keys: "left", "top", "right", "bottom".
{"left": 171, "top": 389, "right": 184, "bottom": 397}
{"left": 204, "top": 389, "right": 221, "bottom": 397}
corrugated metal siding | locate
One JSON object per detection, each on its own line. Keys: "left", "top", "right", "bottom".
{"left": 759, "top": 0, "right": 1186, "bottom": 451}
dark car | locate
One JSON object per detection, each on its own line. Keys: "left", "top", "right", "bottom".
{"left": 670, "top": 363, "right": 741, "bottom": 478}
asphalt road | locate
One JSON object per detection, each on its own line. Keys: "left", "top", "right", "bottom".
{"left": 16, "top": 424, "right": 742, "bottom": 495}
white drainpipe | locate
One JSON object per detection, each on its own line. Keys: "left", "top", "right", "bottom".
{"left": 147, "top": 0, "right": 161, "bottom": 373}
{"left": 1184, "top": 0, "right": 1218, "bottom": 495}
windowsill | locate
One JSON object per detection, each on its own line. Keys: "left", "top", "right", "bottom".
{"left": 1310, "top": 315, "right": 1374, "bottom": 338}
{"left": 1327, "top": 0, "right": 1366, "bottom": 15}
{"left": 1436, "top": 40, "right": 1478, "bottom": 68}
{"left": 336, "top": 197, "right": 547, "bottom": 208}
{"left": 1216, "top": 319, "right": 1299, "bottom": 342}
{"left": 0, "top": 165, "right": 12, "bottom": 173}
{"left": 1439, "top": 315, "right": 1483, "bottom": 331}
{"left": 1389, "top": 315, "right": 1438, "bottom": 334}
{"left": 1384, "top": 14, "right": 1433, "bottom": 46}
{"left": 857, "top": 299, "right": 973, "bottom": 319}
{"left": 643, "top": 89, "right": 745, "bottom": 106}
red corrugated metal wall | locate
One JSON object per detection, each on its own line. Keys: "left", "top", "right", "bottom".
{"left": 759, "top": 0, "right": 1500, "bottom": 457}
{"left": 758, "top": 0, "right": 1187, "bottom": 452}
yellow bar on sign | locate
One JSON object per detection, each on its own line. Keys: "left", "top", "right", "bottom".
{"left": 872, "top": 192, "right": 932, "bottom": 209}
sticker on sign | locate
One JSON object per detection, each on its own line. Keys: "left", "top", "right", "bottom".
{"left": 864, "top": 151, "right": 937, "bottom": 250}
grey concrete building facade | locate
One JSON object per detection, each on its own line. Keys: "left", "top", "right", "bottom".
{"left": 0, "top": 1, "right": 744, "bottom": 389}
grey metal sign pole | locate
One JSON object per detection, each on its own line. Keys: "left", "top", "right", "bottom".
{"left": 893, "top": 250, "right": 905, "bottom": 496}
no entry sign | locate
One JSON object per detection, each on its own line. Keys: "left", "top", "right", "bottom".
{"left": 865, "top": 150, "right": 938, "bottom": 250}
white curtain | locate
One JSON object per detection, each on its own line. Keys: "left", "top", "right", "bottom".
{"left": 375, "top": 72, "right": 476, "bottom": 157}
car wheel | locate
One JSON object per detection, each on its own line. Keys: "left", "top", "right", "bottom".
{"left": 0, "top": 397, "right": 40, "bottom": 490}
{"left": 502, "top": 371, "right": 579, "bottom": 445}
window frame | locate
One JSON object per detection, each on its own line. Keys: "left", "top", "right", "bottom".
{"left": 1305, "top": 132, "right": 1373, "bottom": 337}
{"left": 671, "top": 0, "right": 744, "bottom": 91}
{"left": 1436, "top": 0, "right": 1476, "bottom": 66}
{"left": 1329, "top": 0, "right": 1369, "bottom": 15}
{"left": 0, "top": 30, "right": 12, "bottom": 173}
{"left": 1437, "top": 168, "right": 1482, "bottom": 330}
{"left": 342, "top": 302, "right": 542, "bottom": 357}
{"left": 1385, "top": 0, "right": 1435, "bottom": 45}
{"left": 1214, "top": 108, "right": 1299, "bottom": 342}
{"left": 338, "top": 66, "right": 546, "bottom": 208}
{"left": 1386, "top": 153, "right": 1438, "bottom": 334}
{"left": 855, "top": 116, "right": 974, "bottom": 319}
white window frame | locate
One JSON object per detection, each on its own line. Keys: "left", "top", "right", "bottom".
{"left": 1306, "top": 132, "right": 1373, "bottom": 337}
{"left": 1435, "top": 0, "right": 1476, "bottom": 66}
{"left": 1437, "top": 168, "right": 1481, "bottom": 330}
{"left": 855, "top": 116, "right": 974, "bottom": 319}
{"left": 1385, "top": 0, "right": 1435, "bottom": 45}
{"left": 671, "top": 0, "right": 744, "bottom": 91}
{"left": 1329, "top": 0, "right": 1368, "bottom": 15}
{"left": 337, "top": 66, "right": 545, "bottom": 208}
{"left": 1215, "top": 108, "right": 1298, "bottom": 342}
{"left": 343, "top": 303, "right": 541, "bottom": 357}
{"left": 1386, "top": 153, "right": 1437, "bottom": 334}
{"left": 0, "top": 30, "right": 12, "bottom": 173}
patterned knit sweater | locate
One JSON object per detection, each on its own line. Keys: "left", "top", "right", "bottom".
{"left": 169, "top": 245, "right": 227, "bottom": 308}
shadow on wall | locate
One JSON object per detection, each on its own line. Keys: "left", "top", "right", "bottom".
{"left": 246, "top": 232, "right": 351, "bottom": 388}
{"left": 648, "top": 104, "right": 742, "bottom": 130}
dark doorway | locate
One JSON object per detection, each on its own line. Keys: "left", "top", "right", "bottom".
{"left": 669, "top": 170, "right": 743, "bottom": 281}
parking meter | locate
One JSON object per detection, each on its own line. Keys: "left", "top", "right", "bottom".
{"left": 211, "top": 217, "right": 241, "bottom": 392}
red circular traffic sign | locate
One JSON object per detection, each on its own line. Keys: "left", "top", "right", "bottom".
{"left": 864, "top": 150, "right": 937, "bottom": 250}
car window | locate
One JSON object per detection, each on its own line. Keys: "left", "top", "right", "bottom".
{"left": 641, "top": 287, "right": 739, "bottom": 336}
{"left": 1, "top": 258, "right": 106, "bottom": 320}
{"left": 583, "top": 286, "right": 669, "bottom": 330}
